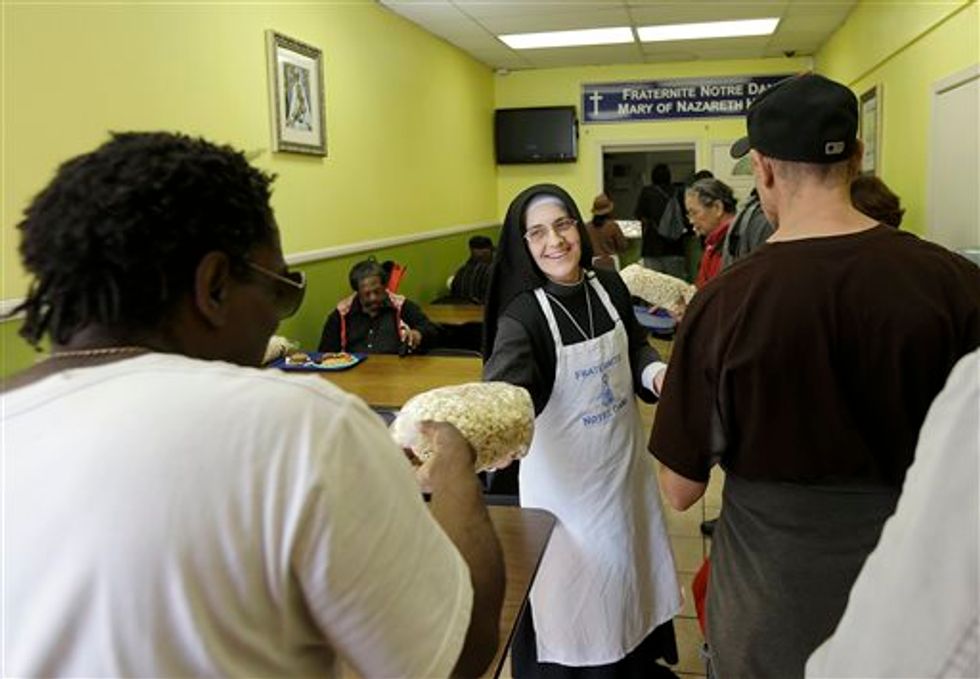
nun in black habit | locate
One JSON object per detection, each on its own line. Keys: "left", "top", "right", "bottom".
{"left": 483, "top": 184, "right": 682, "bottom": 679}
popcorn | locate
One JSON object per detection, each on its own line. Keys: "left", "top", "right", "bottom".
{"left": 619, "top": 264, "right": 696, "bottom": 315}
{"left": 391, "top": 382, "right": 534, "bottom": 472}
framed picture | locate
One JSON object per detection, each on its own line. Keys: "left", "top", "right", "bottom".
{"left": 859, "top": 84, "right": 882, "bottom": 176}
{"left": 710, "top": 141, "right": 754, "bottom": 204}
{"left": 266, "top": 30, "right": 326, "bottom": 156}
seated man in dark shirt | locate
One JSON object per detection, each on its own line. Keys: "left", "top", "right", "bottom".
{"left": 449, "top": 236, "right": 494, "bottom": 304}
{"left": 319, "top": 259, "right": 440, "bottom": 354}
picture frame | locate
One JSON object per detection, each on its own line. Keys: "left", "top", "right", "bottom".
{"left": 265, "top": 30, "right": 327, "bottom": 156}
{"left": 711, "top": 140, "right": 754, "bottom": 204}
{"left": 859, "top": 84, "right": 882, "bottom": 176}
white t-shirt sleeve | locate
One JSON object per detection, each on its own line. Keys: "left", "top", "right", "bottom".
{"left": 292, "top": 396, "right": 473, "bottom": 679}
{"left": 805, "top": 350, "right": 980, "bottom": 678}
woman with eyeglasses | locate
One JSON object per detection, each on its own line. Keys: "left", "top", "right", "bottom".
{"left": 483, "top": 184, "right": 682, "bottom": 678}
{"left": 684, "top": 178, "right": 738, "bottom": 288}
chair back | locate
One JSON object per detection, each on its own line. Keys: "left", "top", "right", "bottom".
{"left": 383, "top": 260, "right": 408, "bottom": 293}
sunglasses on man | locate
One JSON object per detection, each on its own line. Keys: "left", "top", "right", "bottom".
{"left": 246, "top": 260, "right": 307, "bottom": 320}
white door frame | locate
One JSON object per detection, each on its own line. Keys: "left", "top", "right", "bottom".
{"left": 595, "top": 139, "right": 701, "bottom": 194}
{"left": 927, "top": 63, "right": 980, "bottom": 247}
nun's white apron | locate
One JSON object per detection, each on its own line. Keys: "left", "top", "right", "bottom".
{"left": 521, "top": 276, "right": 681, "bottom": 666}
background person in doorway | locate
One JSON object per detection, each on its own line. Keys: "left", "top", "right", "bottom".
{"left": 635, "top": 163, "right": 687, "bottom": 279}
{"left": 483, "top": 184, "right": 681, "bottom": 679}
{"left": 586, "top": 192, "right": 629, "bottom": 271}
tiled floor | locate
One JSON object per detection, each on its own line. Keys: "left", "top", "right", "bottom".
{"left": 641, "top": 399, "right": 725, "bottom": 679}
{"left": 498, "top": 396, "right": 723, "bottom": 679}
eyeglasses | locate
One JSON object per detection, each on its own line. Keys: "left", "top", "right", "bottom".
{"left": 246, "top": 261, "right": 307, "bottom": 320}
{"left": 524, "top": 217, "right": 578, "bottom": 245}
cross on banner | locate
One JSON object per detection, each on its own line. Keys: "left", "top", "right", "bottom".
{"left": 588, "top": 91, "right": 603, "bottom": 117}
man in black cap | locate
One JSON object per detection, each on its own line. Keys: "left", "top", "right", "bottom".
{"left": 648, "top": 73, "right": 980, "bottom": 678}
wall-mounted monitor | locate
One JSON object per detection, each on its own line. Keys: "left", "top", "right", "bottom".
{"left": 494, "top": 106, "right": 578, "bottom": 164}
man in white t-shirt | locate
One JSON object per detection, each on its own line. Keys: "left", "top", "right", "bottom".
{"left": 2, "top": 132, "right": 504, "bottom": 678}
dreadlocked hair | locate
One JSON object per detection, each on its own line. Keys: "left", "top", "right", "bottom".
{"left": 10, "top": 131, "right": 277, "bottom": 348}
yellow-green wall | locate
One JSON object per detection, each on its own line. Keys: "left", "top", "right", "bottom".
{"left": 2, "top": 1, "right": 498, "bottom": 376}
{"left": 492, "top": 56, "right": 812, "bottom": 217}
{"left": 815, "top": 0, "right": 978, "bottom": 236}
{"left": 275, "top": 226, "right": 500, "bottom": 349}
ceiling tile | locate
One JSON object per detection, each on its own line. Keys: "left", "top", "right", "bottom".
{"left": 468, "top": 48, "right": 534, "bottom": 70}
{"left": 628, "top": 1, "right": 788, "bottom": 25}
{"left": 441, "top": 33, "right": 511, "bottom": 53}
{"left": 777, "top": 14, "right": 848, "bottom": 33}
{"left": 376, "top": 0, "right": 856, "bottom": 70}
{"left": 639, "top": 35, "right": 769, "bottom": 54}
{"left": 640, "top": 49, "right": 704, "bottom": 63}
{"left": 522, "top": 44, "right": 645, "bottom": 68}
{"left": 379, "top": 1, "right": 459, "bottom": 22}
{"left": 783, "top": 0, "right": 855, "bottom": 20}
{"left": 458, "top": 0, "right": 625, "bottom": 19}
{"left": 475, "top": 8, "right": 633, "bottom": 34}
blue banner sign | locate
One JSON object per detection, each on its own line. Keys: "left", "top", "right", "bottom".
{"left": 582, "top": 74, "right": 794, "bottom": 123}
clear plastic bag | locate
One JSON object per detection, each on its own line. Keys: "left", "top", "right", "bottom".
{"left": 620, "top": 263, "right": 696, "bottom": 316}
{"left": 391, "top": 382, "right": 534, "bottom": 472}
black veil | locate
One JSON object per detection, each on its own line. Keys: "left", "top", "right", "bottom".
{"left": 481, "top": 183, "right": 594, "bottom": 360}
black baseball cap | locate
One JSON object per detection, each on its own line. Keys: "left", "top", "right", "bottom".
{"left": 730, "top": 73, "right": 859, "bottom": 164}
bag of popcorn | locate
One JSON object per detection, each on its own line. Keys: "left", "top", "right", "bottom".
{"left": 391, "top": 382, "right": 534, "bottom": 472}
{"left": 619, "top": 263, "right": 696, "bottom": 316}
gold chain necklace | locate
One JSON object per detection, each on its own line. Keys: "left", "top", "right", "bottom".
{"left": 43, "top": 346, "right": 149, "bottom": 362}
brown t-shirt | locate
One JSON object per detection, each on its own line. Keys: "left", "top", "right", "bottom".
{"left": 650, "top": 225, "right": 980, "bottom": 486}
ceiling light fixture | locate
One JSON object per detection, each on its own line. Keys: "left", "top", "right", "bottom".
{"left": 637, "top": 18, "right": 780, "bottom": 42}
{"left": 499, "top": 27, "right": 634, "bottom": 50}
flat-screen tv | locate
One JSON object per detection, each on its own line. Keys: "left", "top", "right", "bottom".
{"left": 495, "top": 106, "right": 578, "bottom": 164}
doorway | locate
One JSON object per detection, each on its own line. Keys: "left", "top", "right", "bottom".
{"left": 600, "top": 143, "right": 697, "bottom": 219}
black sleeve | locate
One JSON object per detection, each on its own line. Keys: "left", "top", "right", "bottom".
{"left": 594, "top": 269, "right": 662, "bottom": 403}
{"left": 319, "top": 311, "right": 342, "bottom": 352}
{"left": 483, "top": 315, "right": 550, "bottom": 415}
{"left": 401, "top": 299, "right": 441, "bottom": 350}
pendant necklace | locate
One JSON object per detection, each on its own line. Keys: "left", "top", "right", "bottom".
{"left": 545, "top": 277, "right": 595, "bottom": 342}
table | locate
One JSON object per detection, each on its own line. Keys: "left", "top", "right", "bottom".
{"left": 484, "top": 505, "right": 555, "bottom": 678}
{"left": 422, "top": 303, "right": 485, "bottom": 325}
{"left": 320, "top": 354, "right": 483, "bottom": 408}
